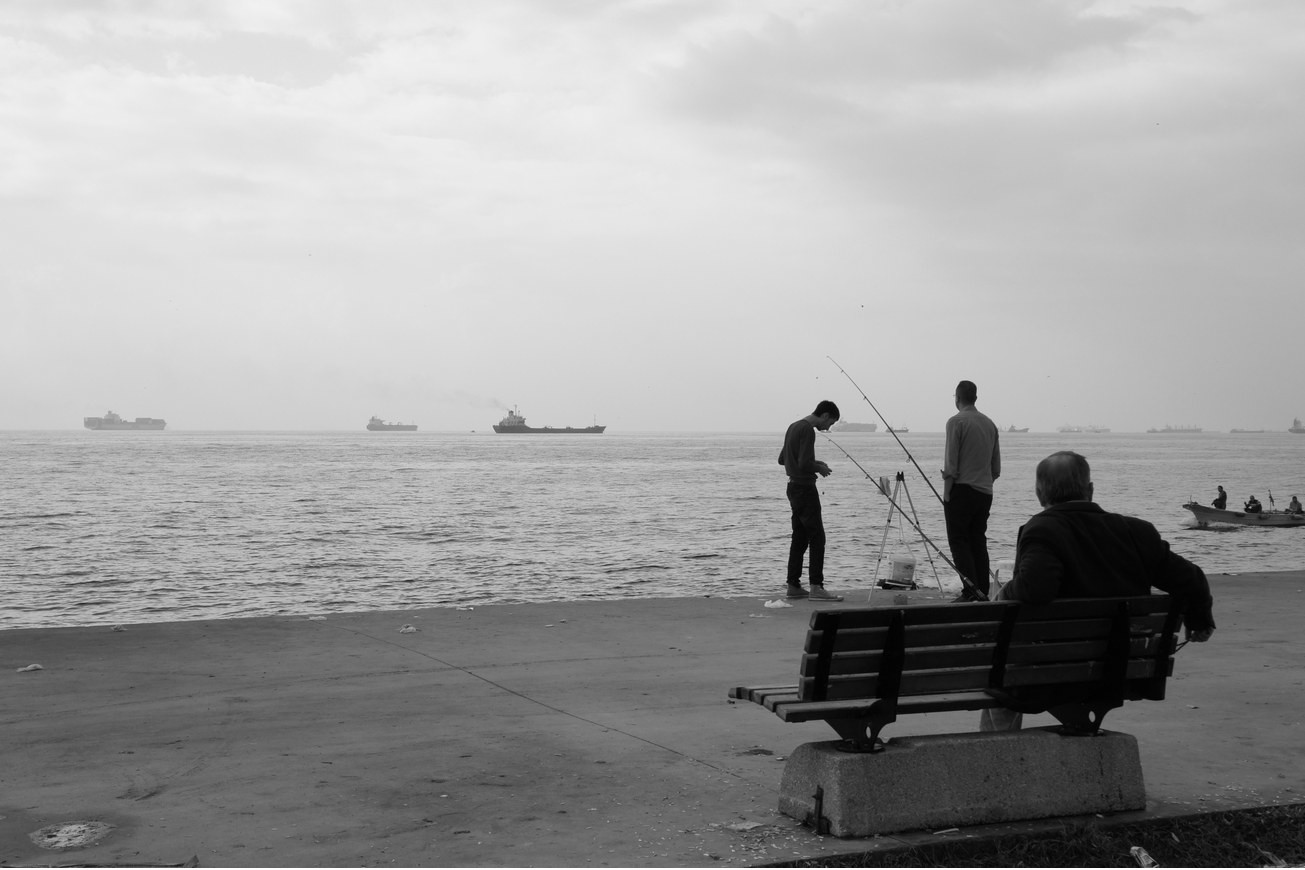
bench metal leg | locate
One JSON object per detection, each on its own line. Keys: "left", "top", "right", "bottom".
{"left": 826, "top": 716, "right": 890, "bottom": 753}
{"left": 1046, "top": 699, "right": 1121, "bottom": 736}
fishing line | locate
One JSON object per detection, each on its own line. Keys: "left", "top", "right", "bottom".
{"left": 824, "top": 358, "right": 990, "bottom": 600}
{"left": 822, "top": 431, "right": 987, "bottom": 600}
{"left": 827, "top": 356, "right": 944, "bottom": 506}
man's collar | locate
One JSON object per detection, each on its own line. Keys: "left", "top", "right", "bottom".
{"left": 1044, "top": 500, "right": 1100, "bottom": 513}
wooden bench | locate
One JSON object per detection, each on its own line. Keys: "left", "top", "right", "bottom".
{"left": 729, "top": 595, "right": 1184, "bottom": 752}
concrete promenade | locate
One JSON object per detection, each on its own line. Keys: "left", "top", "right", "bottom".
{"left": 2, "top": 572, "right": 1302, "bottom": 867}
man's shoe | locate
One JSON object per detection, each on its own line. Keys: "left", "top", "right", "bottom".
{"left": 808, "top": 585, "right": 844, "bottom": 602}
{"left": 785, "top": 585, "right": 809, "bottom": 599}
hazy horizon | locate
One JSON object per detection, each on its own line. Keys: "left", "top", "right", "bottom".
{"left": 5, "top": 1, "right": 1303, "bottom": 434}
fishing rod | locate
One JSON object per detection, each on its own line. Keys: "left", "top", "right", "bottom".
{"left": 827, "top": 356, "right": 944, "bottom": 506}
{"left": 822, "top": 432, "right": 988, "bottom": 601}
{"left": 827, "top": 356, "right": 1002, "bottom": 592}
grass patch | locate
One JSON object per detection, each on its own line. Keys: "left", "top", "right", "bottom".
{"left": 775, "top": 804, "right": 1305, "bottom": 868}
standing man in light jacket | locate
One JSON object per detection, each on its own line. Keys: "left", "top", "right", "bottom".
{"left": 943, "top": 380, "right": 1000, "bottom": 601}
{"left": 778, "top": 400, "right": 844, "bottom": 601}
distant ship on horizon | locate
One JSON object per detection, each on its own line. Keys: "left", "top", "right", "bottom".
{"left": 1291, "top": 418, "right": 1305, "bottom": 434}
{"left": 83, "top": 411, "right": 166, "bottom": 431}
{"left": 1058, "top": 424, "right": 1111, "bottom": 434}
{"left": 493, "top": 406, "right": 605, "bottom": 434}
{"left": 1147, "top": 424, "right": 1203, "bottom": 434}
{"left": 366, "top": 416, "right": 417, "bottom": 431}
{"left": 833, "top": 421, "right": 877, "bottom": 432}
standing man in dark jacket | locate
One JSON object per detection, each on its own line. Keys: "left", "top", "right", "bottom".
{"left": 981, "top": 450, "right": 1215, "bottom": 730}
{"left": 778, "top": 400, "right": 843, "bottom": 601}
{"left": 943, "top": 380, "right": 1000, "bottom": 600}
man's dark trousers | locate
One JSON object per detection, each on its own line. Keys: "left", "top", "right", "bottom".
{"left": 944, "top": 483, "right": 993, "bottom": 595}
{"left": 786, "top": 481, "right": 824, "bottom": 584}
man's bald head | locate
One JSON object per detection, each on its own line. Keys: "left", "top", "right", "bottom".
{"left": 1035, "top": 451, "right": 1094, "bottom": 507}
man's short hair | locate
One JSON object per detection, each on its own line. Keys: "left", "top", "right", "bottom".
{"left": 1035, "top": 451, "right": 1092, "bottom": 505}
{"left": 955, "top": 380, "right": 977, "bottom": 404}
{"left": 813, "top": 400, "right": 840, "bottom": 421}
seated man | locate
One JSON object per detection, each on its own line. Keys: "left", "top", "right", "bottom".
{"left": 1289, "top": 496, "right": 1303, "bottom": 515}
{"left": 1245, "top": 496, "right": 1263, "bottom": 513}
{"left": 1211, "top": 485, "right": 1227, "bottom": 510}
{"left": 980, "top": 451, "right": 1215, "bottom": 731}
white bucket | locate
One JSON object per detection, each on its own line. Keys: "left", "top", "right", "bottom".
{"left": 993, "top": 559, "right": 1017, "bottom": 583}
{"left": 888, "top": 555, "right": 916, "bottom": 586}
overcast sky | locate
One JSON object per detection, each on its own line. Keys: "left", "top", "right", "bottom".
{"left": 3, "top": 0, "right": 1302, "bottom": 432}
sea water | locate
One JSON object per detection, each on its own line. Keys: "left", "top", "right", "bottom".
{"left": 2, "top": 429, "right": 1303, "bottom": 629}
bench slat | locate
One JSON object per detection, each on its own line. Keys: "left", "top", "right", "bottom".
{"left": 804, "top": 635, "right": 1165, "bottom": 677}
{"left": 810, "top": 596, "right": 1172, "bottom": 633}
{"left": 805, "top": 657, "right": 1165, "bottom": 701}
{"left": 768, "top": 691, "right": 1000, "bottom": 723}
{"left": 768, "top": 680, "right": 1169, "bottom": 723}
{"left": 808, "top": 613, "right": 1170, "bottom": 655}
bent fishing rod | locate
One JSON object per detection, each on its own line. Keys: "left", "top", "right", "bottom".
{"left": 822, "top": 432, "right": 988, "bottom": 601}
{"left": 827, "top": 356, "right": 944, "bottom": 507}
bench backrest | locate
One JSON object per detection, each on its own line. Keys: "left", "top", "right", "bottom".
{"left": 799, "top": 595, "right": 1182, "bottom": 704}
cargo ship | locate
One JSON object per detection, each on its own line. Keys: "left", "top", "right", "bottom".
{"left": 83, "top": 411, "right": 166, "bottom": 431}
{"left": 493, "top": 406, "right": 605, "bottom": 434}
{"left": 366, "top": 416, "right": 417, "bottom": 431}
{"left": 832, "top": 421, "right": 877, "bottom": 432}
{"left": 1147, "top": 425, "right": 1203, "bottom": 434}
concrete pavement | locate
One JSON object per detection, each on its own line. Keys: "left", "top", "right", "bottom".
{"left": 2, "top": 572, "right": 1302, "bottom": 867}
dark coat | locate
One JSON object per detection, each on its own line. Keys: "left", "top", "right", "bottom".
{"left": 1000, "top": 501, "right": 1214, "bottom": 632}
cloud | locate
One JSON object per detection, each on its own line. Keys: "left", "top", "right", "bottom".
{"left": 4, "top": 1, "right": 1305, "bottom": 431}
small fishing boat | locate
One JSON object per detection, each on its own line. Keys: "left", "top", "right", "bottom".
{"left": 1183, "top": 502, "right": 1305, "bottom": 528}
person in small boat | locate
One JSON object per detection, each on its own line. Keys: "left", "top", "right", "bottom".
{"left": 1289, "top": 496, "right": 1303, "bottom": 514}
{"left": 1244, "top": 495, "right": 1263, "bottom": 513}
{"left": 1211, "top": 485, "right": 1227, "bottom": 510}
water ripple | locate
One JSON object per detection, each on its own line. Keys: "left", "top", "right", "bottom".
{"left": 2, "top": 430, "right": 1303, "bottom": 629}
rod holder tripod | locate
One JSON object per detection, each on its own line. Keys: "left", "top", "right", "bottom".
{"left": 872, "top": 472, "right": 944, "bottom": 592}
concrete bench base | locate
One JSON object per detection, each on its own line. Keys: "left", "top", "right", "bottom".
{"left": 778, "top": 727, "right": 1146, "bottom": 838}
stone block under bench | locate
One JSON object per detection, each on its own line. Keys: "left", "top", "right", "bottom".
{"left": 779, "top": 727, "right": 1145, "bottom": 838}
